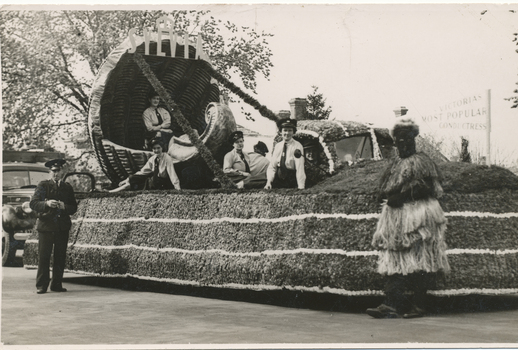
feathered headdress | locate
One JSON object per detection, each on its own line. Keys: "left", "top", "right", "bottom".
{"left": 392, "top": 118, "right": 419, "bottom": 140}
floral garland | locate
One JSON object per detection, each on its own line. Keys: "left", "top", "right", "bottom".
{"left": 332, "top": 120, "right": 350, "bottom": 138}
{"left": 295, "top": 130, "right": 335, "bottom": 174}
{"left": 132, "top": 52, "right": 236, "bottom": 189}
{"left": 198, "top": 61, "right": 279, "bottom": 123}
{"left": 369, "top": 127, "right": 382, "bottom": 161}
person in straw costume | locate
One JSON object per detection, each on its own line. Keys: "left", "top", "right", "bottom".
{"left": 366, "top": 118, "right": 450, "bottom": 319}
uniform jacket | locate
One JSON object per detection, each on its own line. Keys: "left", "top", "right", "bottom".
{"left": 266, "top": 139, "right": 306, "bottom": 189}
{"left": 30, "top": 180, "right": 78, "bottom": 232}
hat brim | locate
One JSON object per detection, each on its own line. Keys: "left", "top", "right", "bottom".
{"left": 277, "top": 119, "right": 297, "bottom": 130}
{"left": 44, "top": 159, "right": 66, "bottom": 169}
{"left": 280, "top": 124, "right": 296, "bottom": 129}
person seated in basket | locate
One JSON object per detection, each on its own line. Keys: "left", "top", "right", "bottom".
{"left": 142, "top": 93, "right": 173, "bottom": 150}
{"left": 110, "top": 138, "right": 181, "bottom": 192}
{"left": 264, "top": 118, "right": 306, "bottom": 189}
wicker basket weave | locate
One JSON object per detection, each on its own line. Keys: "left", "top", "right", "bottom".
{"left": 88, "top": 36, "right": 236, "bottom": 184}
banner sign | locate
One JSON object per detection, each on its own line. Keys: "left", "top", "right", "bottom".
{"left": 421, "top": 93, "right": 488, "bottom": 133}
{"left": 417, "top": 90, "right": 491, "bottom": 165}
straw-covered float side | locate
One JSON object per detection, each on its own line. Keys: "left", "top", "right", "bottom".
{"left": 23, "top": 162, "right": 518, "bottom": 296}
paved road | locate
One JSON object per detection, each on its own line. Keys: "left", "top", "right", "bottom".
{"left": 2, "top": 266, "right": 518, "bottom": 347}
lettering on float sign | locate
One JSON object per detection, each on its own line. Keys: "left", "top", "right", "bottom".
{"left": 420, "top": 94, "right": 487, "bottom": 130}
{"left": 127, "top": 16, "right": 201, "bottom": 58}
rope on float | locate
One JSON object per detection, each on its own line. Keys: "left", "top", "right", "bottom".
{"left": 132, "top": 52, "right": 237, "bottom": 189}
{"left": 198, "top": 61, "right": 280, "bottom": 123}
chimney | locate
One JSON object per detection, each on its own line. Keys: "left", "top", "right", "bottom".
{"left": 289, "top": 98, "right": 307, "bottom": 120}
{"left": 393, "top": 106, "right": 409, "bottom": 118}
{"left": 276, "top": 110, "right": 291, "bottom": 119}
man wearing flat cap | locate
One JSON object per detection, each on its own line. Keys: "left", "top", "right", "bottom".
{"left": 265, "top": 118, "right": 306, "bottom": 189}
{"left": 30, "top": 159, "right": 77, "bottom": 294}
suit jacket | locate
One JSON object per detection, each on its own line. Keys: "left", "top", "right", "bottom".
{"left": 30, "top": 180, "right": 78, "bottom": 232}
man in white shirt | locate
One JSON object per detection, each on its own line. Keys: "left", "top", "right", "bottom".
{"left": 110, "top": 139, "right": 181, "bottom": 192}
{"left": 265, "top": 118, "right": 306, "bottom": 189}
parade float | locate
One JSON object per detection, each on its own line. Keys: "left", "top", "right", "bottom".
{"left": 23, "top": 17, "right": 518, "bottom": 299}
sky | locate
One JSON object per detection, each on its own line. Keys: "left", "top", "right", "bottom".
{"left": 203, "top": 3, "right": 518, "bottom": 163}
{"left": 3, "top": 2, "right": 518, "bottom": 164}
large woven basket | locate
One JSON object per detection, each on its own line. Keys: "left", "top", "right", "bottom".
{"left": 88, "top": 35, "right": 236, "bottom": 184}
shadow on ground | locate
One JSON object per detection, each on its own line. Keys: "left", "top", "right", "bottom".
{"left": 62, "top": 275, "right": 518, "bottom": 315}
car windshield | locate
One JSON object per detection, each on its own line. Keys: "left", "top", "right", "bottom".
{"left": 3, "top": 170, "right": 49, "bottom": 190}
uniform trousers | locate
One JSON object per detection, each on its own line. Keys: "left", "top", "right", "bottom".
{"left": 272, "top": 168, "right": 298, "bottom": 189}
{"left": 36, "top": 230, "right": 69, "bottom": 291}
{"left": 128, "top": 174, "right": 174, "bottom": 190}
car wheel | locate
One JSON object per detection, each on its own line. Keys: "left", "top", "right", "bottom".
{"left": 2, "top": 230, "right": 10, "bottom": 266}
{"left": 2, "top": 230, "right": 20, "bottom": 267}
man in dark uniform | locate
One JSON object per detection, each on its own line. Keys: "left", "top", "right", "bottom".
{"left": 30, "top": 159, "right": 77, "bottom": 294}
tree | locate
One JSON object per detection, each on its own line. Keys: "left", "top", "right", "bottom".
{"left": 305, "top": 85, "right": 332, "bottom": 120}
{"left": 506, "top": 32, "right": 518, "bottom": 108}
{"left": 460, "top": 137, "right": 472, "bottom": 163}
{"left": 1, "top": 10, "right": 274, "bottom": 149}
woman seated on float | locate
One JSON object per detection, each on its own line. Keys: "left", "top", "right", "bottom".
{"left": 264, "top": 118, "right": 306, "bottom": 190}
{"left": 253, "top": 141, "right": 269, "bottom": 157}
{"left": 223, "top": 131, "right": 269, "bottom": 189}
{"left": 110, "top": 138, "right": 181, "bottom": 192}
{"left": 143, "top": 93, "right": 173, "bottom": 150}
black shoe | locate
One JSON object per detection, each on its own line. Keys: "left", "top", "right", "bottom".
{"left": 366, "top": 304, "right": 400, "bottom": 319}
{"left": 403, "top": 306, "right": 426, "bottom": 319}
{"left": 36, "top": 289, "right": 47, "bottom": 294}
{"left": 50, "top": 287, "right": 67, "bottom": 292}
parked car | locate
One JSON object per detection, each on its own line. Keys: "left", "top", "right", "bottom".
{"left": 2, "top": 150, "right": 96, "bottom": 266}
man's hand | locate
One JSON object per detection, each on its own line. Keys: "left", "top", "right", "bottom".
{"left": 46, "top": 199, "right": 59, "bottom": 208}
{"left": 57, "top": 201, "right": 66, "bottom": 210}
{"left": 264, "top": 182, "right": 272, "bottom": 190}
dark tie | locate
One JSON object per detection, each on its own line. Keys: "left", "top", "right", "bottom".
{"left": 279, "top": 142, "right": 288, "bottom": 180}
{"left": 155, "top": 108, "right": 163, "bottom": 125}
{"left": 154, "top": 156, "right": 160, "bottom": 176}
{"left": 237, "top": 150, "right": 250, "bottom": 173}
